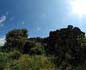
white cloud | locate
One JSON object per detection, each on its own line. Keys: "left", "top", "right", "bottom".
{"left": 0, "top": 16, "right": 6, "bottom": 23}
{"left": 0, "top": 37, "right": 5, "bottom": 46}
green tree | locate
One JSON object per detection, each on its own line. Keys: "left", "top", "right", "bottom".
{"left": 4, "top": 29, "right": 28, "bottom": 52}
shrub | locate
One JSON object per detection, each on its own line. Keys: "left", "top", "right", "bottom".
{"left": 0, "top": 52, "right": 8, "bottom": 70}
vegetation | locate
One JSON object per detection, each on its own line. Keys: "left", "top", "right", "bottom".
{"left": 0, "top": 25, "right": 86, "bottom": 70}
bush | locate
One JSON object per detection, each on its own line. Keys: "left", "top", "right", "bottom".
{"left": 0, "top": 52, "right": 8, "bottom": 70}
{"left": 4, "top": 55, "right": 55, "bottom": 70}
{"left": 30, "top": 42, "right": 45, "bottom": 55}
{"left": 7, "top": 50, "right": 21, "bottom": 60}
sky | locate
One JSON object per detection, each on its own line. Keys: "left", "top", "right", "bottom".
{"left": 0, "top": 0, "right": 86, "bottom": 40}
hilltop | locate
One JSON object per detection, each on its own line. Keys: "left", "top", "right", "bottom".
{"left": 0, "top": 25, "right": 86, "bottom": 70}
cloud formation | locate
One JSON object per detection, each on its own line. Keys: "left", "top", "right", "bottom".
{"left": 0, "top": 16, "right": 6, "bottom": 23}
{"left": 0, "top": 37, "right": 5, "bottom": 46}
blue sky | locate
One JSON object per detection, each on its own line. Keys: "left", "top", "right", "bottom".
{"left": 0, "top": 0, "right": 86, "bottom": 38}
